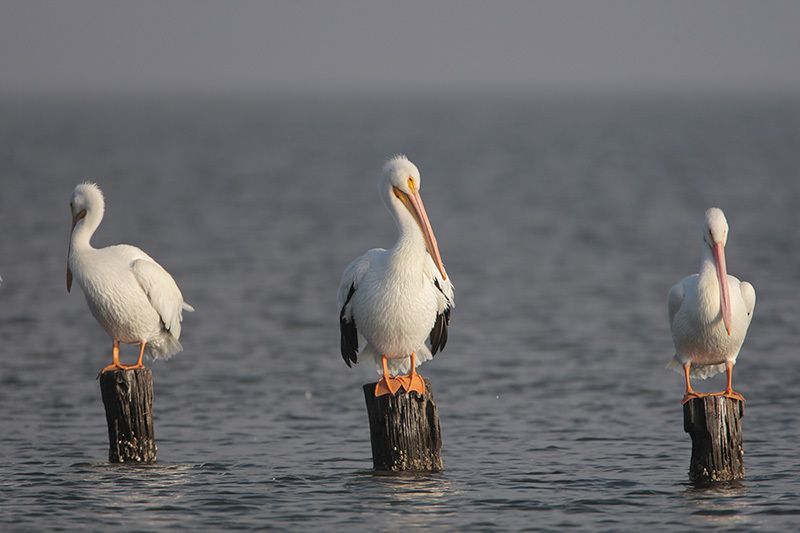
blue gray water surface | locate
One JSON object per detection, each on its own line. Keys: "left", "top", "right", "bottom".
{"left": 1, "top": 94, "right": 799, "bottom": 531}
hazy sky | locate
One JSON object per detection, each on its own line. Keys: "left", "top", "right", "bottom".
{"left": 2, "top": 0, "right": 800, "bottom": 95}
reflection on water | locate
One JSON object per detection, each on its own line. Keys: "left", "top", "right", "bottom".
{"left": 681, "top": 481, "right": 750, "bottom": 526}
{"left": 372, "top": 472, "right": 453, "bottom": 502}
{"left": 348, "top": 472, "right": 456, "bottom": 528}
{"left": 1, "top": 94, "right": 800, "bottom": 530}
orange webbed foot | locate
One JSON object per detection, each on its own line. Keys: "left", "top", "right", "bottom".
{"left": 398, "top": 352, "right": 425, "bottom": 395}
{"left": 681, "top": 391, "right": 707, "bottom": 404}
{"left": 711, "top": 389, "right": 745, "bottom": 402}
{"left": 96, "top": 362, "right": 127, "bottom": 379}
{"left": 375, "top": 376, "right": 404, "bottom": 397}
{"left": 405, "top": 373, "right": 425, "bottom": 395}
{"left": 397, "top": 373, "right": 411, "bottom": 391}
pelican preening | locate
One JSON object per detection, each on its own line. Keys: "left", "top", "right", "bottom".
{"left": 668, "top": 208, "right": 756, "bottom": 404}
{"left": 338, "top": 156, "right": 454, "bottom": 397}
{"left": 67, "top": 182, "right": 194, "bottom": 375}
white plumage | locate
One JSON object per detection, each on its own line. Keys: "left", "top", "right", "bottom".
{"left": 67, "top": 182, "right": 193, "bottom": 371}
{"left": 338, "top": 156, "right": 453, "bottom": 395}
{"left": 667, "top": 208, "right": 755, "bottom": 402}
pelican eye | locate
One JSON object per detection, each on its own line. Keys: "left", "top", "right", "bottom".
{"left": 407, "top": 177, "right": 415, "bottom": 191}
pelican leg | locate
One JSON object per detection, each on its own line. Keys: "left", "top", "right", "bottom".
{"left": 129, "top": 341, "right": 147, "bottom": 370}
{"left": 711, "top": 361, "right": 745, "bottom": 402}
{"left": 375, "top": 355, "right": 403, "bottom": 397}
{"left": 97, "top": 340, "right": 126, "bottom": 378}
{"left": 682, "top": 361, "right": 706, "bottom": 404}
{"left": 399, "top": 352, "right": 426, "bottom": 395}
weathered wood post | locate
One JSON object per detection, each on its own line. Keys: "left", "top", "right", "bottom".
{"left": 683, "top": 396, "right": 744, "bottom": 483}
{"left": 363, "top": 378, "right": 443, "bottom": 472}
{"left": 99, "top": 368, "right": 157, "bottom": 463}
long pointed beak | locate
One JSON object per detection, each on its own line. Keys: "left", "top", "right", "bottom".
{"left": 404, "top": 188, "right": 447, "bottom": 280}
{"left": 712, "top": 242, "right": 732, "bottom": 335}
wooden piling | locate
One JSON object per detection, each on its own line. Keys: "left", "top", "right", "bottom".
{"left": 99, "top": 368, "right": 157, "bottom": 463}
{"left": 683, "top": 396, "right": 744, "bottom": 483}
{"left": 363, "top": 377, "right": 443, "bottom": 472}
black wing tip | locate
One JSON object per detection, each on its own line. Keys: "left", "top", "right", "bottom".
{"left": 340, "top": 347, "right": 358, "bottom": 367}
{"left": 439, "top": 315, "right": 449, "bottom": 352}
{"left": 429, "top": 312, "right": 444, "bottom": 356}
{"left": 340, "top": 317, "right": 359, "bottom": 367}
{"left": 429, "top": 305, "right": 452, "bottom": 356}
{"left": 340, "top": 334, "right": 357, "bottom": 367}
{"left": 339, "top": 283, "right": 359, "bottom": 367}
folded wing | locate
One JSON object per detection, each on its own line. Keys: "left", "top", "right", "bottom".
{"left": 131, "top": 258, "right": 193, "bottom": 340}
{"left": 337, "top": 249, "right": 383, "bottom": 367}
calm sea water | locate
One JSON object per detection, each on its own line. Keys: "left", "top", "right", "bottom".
{"left": 1, "top": 94, "right": 799, "bottom": 531}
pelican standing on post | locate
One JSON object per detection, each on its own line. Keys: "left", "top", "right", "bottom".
{"left": 667, "top": 208, "right": 755, "bottom": 403}
{"left": 67, "top": 182, "right": 194, "bottom": 375}
{"left": 338, "top": 156, "right": 454, "bottom": 397}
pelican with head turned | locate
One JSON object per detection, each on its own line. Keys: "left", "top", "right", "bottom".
{"left": 667, "top": 207, "right": 756, "bottom": 403}
{"left": 338, "top": 155, "right": 454, "bottom": 396}
{"left": 67, "top": 182, "right": 194, "bottom": 375}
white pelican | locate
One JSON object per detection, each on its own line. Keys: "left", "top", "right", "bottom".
{"left": 668, "top": 208, "right": 756, "bottom": 403}
{"left": 67, "top": 182, "right": 194, "bottom": 375}
{"left": 338, "top": 156, "right": 454, "bottom": 396}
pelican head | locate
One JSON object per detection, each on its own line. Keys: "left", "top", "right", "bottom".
{"left": 381, "top": 155, "right": 447, "bottom": 280}
{"left": 703, "top": 207, "right": 731, "bottom": 335}
{"left": 67, "top": 182, "right": 105, "bottom": 291}
{"left": 703, "top": 207, "right": 729, "bottom": 247}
